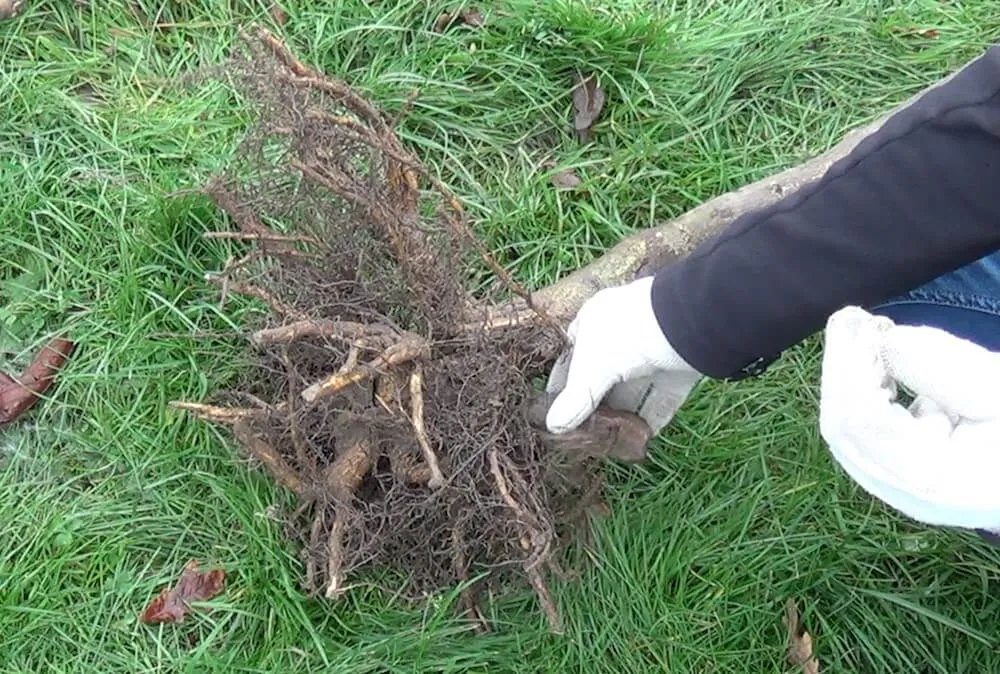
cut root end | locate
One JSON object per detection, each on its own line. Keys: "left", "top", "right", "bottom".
{"left": 325, "top": 514, "right": 348, "bottom": 600}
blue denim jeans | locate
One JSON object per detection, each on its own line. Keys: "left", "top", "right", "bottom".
{"left": 868, "top": 250, "right": 1000, "bottom": 545}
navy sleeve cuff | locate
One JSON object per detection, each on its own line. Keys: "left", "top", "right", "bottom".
{"left": 651, "top": 45, "right": 1000, "bottom": 380}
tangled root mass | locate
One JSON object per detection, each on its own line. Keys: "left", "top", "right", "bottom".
{"left": 176, "top": 26, "right": 613, "bottom": 633}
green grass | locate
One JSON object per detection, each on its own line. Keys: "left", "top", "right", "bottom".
{"left": 1, "top": 0, "right": 1000, "bottom": 671}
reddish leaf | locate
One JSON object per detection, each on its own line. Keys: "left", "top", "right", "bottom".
{"left": 0, "top": 336, "right": 75, "bottom": 428}
{"left": 572, "top": 73, "right": 605, "bottom": 143}
{"left": 140, "top": 560, "right": 226, "bottom": 624}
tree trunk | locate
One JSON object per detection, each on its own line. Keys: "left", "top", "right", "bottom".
{"left": 494, "top": 65, "right": 960, "bottom": 329}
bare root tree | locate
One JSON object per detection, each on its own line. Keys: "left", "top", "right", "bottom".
{"left": 173, "top": 25, "right": 941, "bottom": 632}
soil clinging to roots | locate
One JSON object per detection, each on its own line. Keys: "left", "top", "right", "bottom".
{"left": 174, "top": 26, "right": 636, "bottom": 633}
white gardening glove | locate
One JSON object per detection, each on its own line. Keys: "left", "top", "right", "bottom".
{"left": 545, "top": 276, "right": 703, "bottom": 435}
{"left": 819, "top": 306, "right": 1000, "bottom": 530}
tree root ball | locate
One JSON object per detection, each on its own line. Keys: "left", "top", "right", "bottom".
{"left": 172, "top": 26, "right": 647, "bottom": 633}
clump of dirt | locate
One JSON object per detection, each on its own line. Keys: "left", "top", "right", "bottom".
{"left": 173, "top": 26, "right": 622, "bottom": 633}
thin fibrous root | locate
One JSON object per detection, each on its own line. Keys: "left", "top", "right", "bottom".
{"left": 251, "top": 319, "right": 396, "bottom": 349}
{"left": 205, "top": 275, "right": 308, "bottom": 321}
{"left": 452, "top": 523, "right": 488, "bottom": 633}
{"left": 389, "top": 89, "right": 420, "bottom": 129}
{"left": 301, "top": 335, "right": 429, "bottom": 404}
{"left": 248, "top": 24, "right": 389, "bottom": 136}
{"left": 232, "top": 418, "right": 305, "bottom": 496}
{"left": 279, "top": 346, "right": 314, "bottom": 474}
{"left": 488, "top": 448, "right": 561, "bottom": 634}
{"left": 290, "top": 159, "right": 372, "bottom": 214}
{"left": 203, "top": 231, "right": 322, "bottom": 245}
{"left": 169, "top": 401, "right": 262, "bottom": 424}
{"left": 407, "top": 364, "right": 445, "bottom": 490}
{"left": 204, "top": 181, "right": 293, "bottom": 250}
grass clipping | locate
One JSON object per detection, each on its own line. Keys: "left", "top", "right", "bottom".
{"left": 174, "top": 27, "right": 613, "bottom": 634}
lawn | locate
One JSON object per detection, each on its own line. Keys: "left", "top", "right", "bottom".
{"left": 2, "top": 1, "right": 1000, "bottom": 672}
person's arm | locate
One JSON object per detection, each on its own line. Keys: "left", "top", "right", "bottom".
{"left": 652, "top": 45, "right": 1000, "bottom": 381}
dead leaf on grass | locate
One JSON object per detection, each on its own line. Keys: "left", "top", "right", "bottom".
{"left": 71, "top": 82, "right": 104, "bottom": 107}
{"left": 550, "top": 168, "right": 582, "bottom": 190}
{"left": 783, "top": 598, "right": 820, "bottom": 673}
{"left": 0, "top": 336, "right": 75, "bottom": 429}
{"left": 459, "top": 8, "right": 484, "bottom": 27}
{"left": 433, "top": 7, "right": 485, "bottom": 33}
{"left": 572, "top": 73, "right": 605, "bottom": 143}
{"left": 139, "top": 560, "right": 226, "bottom": 624}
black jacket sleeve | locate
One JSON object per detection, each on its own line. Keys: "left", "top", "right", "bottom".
{"left": 651, "top": 45, "right": 1000, "bottom": 381}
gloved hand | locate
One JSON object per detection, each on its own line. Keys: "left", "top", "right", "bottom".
{"left": 819, "top": 306, "right": 1000, "bottom": 530}
{"left": 545, "top": 276, "right": 703, "bottom": 435}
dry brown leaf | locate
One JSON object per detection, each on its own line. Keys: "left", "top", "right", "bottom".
{"left": 433, "top": 7, "right": 485, "bottom": 32}
{"left": 550, "top": 168, "right": 582, "bottom": 190}
{"left": 572, "top": 73, "right": 605, "bottom": 143}
{"left": 270, "top": 3, "right": 288, "bottom": 26}
{"left": 140, "top": 560, "right": 226, "bottom": 624}
{"left": 72, "top": 82, "right": 103, "bottom": 106}
{"left": 459, "top": 8, "right": 484, "bottom": 27}
{"left": 783, "top": 598, "right": 820, "bottom": 673}
{"left": 0, "top": 336, "right": 75, "bottom": 428}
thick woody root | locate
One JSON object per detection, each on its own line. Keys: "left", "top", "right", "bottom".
{"left": 321, "top": 426, "right": 373, "bottom": 599}
{"left": 173, "top": 25, "right": 638, "bottom": 633}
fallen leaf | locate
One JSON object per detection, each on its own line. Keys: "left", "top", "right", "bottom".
{"left": 270, "top": 3, "right": 288, "bottom": 26}
{"left": 71, "top": 82, "right": 103, "bottom": 106}
{"left": 572, "top": 73, "right": 605, "bottom": 143}
{"left": 140, "top": 560, "right": 226, "bottom": 624}
{"left": 459, "top": 8, "right": 484, "bottom": 27}
{"left": 0, "top": 336, "right": 75, "bottom": 428}
{"left": 550, "top": 168, "right": 582, "bottom": 190}
{"left": 783, "top": 598, "right": 820, "bottom": 673}
{"left": 433, "top": 7, "right": 485, "bottom": 32}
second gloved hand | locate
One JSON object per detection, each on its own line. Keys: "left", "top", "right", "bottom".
{"left": 820, "top": 306, "right": 1000, "bottom": 530}
{"left": 545, "top": 276, "right": 703, "bottom": 435}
